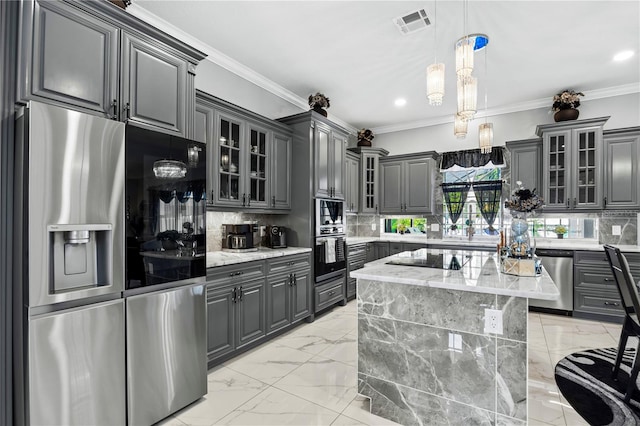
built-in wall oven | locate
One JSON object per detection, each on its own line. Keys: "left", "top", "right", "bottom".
{"left": 314, "top": 199, "right": 346, "bottom": 282}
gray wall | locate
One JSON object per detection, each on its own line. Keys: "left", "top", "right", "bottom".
{"left": 373, "top": 93, "right": 640, "bottom": 155}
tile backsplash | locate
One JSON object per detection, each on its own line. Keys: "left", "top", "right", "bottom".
{"left": 598, "top": 210, "right": 638, "bottom": 245}
{"left": 206, "top": 211, "right": 290, "bottom": 252}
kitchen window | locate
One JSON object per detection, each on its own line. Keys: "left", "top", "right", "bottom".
{"left": 442, "top": 167, "right": 503, "bottom": 239}
{"left": 383, "top": 218, "right": 427, "bottom": 234}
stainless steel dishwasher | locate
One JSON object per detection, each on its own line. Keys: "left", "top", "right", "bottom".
{"left": 530, "top": 248, "right": 574, "bottom": 314}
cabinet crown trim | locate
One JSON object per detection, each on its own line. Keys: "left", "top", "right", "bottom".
{"left": 277, "top": 111, "right": 349, "bottom": 136}
{"left": 380, "top": 151, "right": 438, "bottom": 162}
{"left": 535, "top": 116, "right": 610, "bottom": 136}
{"left": 347, "top": 146, "right": 389, "bottom": 156}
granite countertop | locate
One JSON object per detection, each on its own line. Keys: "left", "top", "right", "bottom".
{"left": 346, "top": 235, "right": 640, "bottom": 252}
{"left": 350, "top": 248, "right": 559, "bottom": 300}
{"left": 207, "top": 246, "right": 312, "bottom": 268}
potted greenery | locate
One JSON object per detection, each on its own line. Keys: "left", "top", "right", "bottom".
{"left": 554, "top": 225, "right": 567, "bottom": 239}
{"left": 308, "top": 92, "right": 330, "bottom": 117}
{"left": 552, "top": 90, "right": 584, "bottom": 122}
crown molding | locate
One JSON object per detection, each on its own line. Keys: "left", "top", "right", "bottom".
{"left": 127, "top": 4, "right": 358, "bottom": 134}
{"left": 372, "top": 83, "right": 640, "bottom": 135}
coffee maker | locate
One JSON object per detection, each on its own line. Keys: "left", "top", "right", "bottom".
{"left": 267, "top": 226, "right": 287, "bottom": 248}
{"left": 222, "top": 224, "right": 256, "bottom": 251}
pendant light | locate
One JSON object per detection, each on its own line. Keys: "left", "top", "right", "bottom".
{"left": 478, "top": 40, "right": 493, "bottom": 154}
{"left": 457, "top": 75, "right": 477, "bottom": 121}
{"left": 455, "top": 1, "right": 473, "bottom": 81}
{"left": 454, "top": 114, "right": 468, "bottom": 138}
{"left": 426, "top": 0, "right": 444, "bottom": 105}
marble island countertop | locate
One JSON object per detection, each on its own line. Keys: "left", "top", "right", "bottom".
{"left": 346, "top": 235, "right": 640, "bottom": 252}
{"left": 350, "top": 248, "right": 560, "bottom": 300}
{"left": 206, "top": 246, "right": 311, "bottom": 268}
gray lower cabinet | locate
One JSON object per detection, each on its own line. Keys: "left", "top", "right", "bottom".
{"left": 365, "top": 242, "right": 376, "bottom": 263}
{"left": 603, "top": 127, "right": 640, "bottom": 209}
{"left": 315, "top": 273, "right": 346, "bottom": 312}
{"left": 347, "top": 243, "right": 366, "bottom": 299}
{"left": 266, "top": 254, "right": 312, "bottom": 333}
{"left": 207, "top": 254, "right": 311, "bottom": 366}
{"left": 18, "top": 0, "right": 204, "bottom": 137}
{"left": 375, "top": 242, "right": 390, "bottom": 259}
{"left": 380, "top": 153, "right": 436, "bottom": 214}
{"left": 506, "top": 138, "right": 542, "bottom": 193}
{"left": 573, "top": 250, "right": 640, "bottom": 322}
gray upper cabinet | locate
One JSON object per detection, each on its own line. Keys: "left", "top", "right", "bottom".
{"left": 345, "top": 152, "right": 360, "bottom": 213}
{"left": 120, "top": 32, "right": 188, "bottom": 136}
{"left": 536, "top": 117, "right": 609, "bottom": 211}
{"left": 347, "top": 147, "right": 389, "bottom": 214}
{"left": 506, "top": 138, "right": 542, "bottom": 193}
{"left": 197, "top": 91, "right": 292, "bottom": 211}
{"left": 313, "top": 123, "right": 347, "bottom": 199}
{"left": 603, "top": 127, "right": 640, "bottom": 209}
{"left": 380, "top": 153, "right": 436, "bottom": 214}
{"left": 271, "top": 132, "right": 292, "bottom": 210}
{"left": 18, "top": 0, "right": 205, "bottom": 137}
{"left": 19, "top": 0, "right": 119, "bottom": 116}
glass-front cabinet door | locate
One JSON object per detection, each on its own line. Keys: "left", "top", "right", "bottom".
{"left": 247, "top": 124, "right": 269, "bottom": 208}
{"left": 361, "top": 153, "right": 379, "bottom": 213}
{"left": 216, "top": 112, "right": 244, "bottom": 206}
{"left": 572, "top": 126, "right": 603, "bottom": 209}
{"left": 544, "top": 130, "right": 569, "bottom": 209}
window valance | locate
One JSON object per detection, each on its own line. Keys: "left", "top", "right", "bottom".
{"left": 439, "top": 147, "right": 504, "bottom": 170}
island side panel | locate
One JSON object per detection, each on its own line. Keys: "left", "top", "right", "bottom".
{"left": 357, "top": 279, "right": 528, "bottom": 425}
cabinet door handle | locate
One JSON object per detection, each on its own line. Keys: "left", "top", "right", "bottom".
{"left": 242, "top": 193, "right": 246, "bottom": 207}
{"left": 247, "top": 195, "right": 251, "bottom": 207}
{"left": 232, "top": 287, "right": 237, "bottom": 303}
{"left": 124, "top": 102, "right": 130, "bottom": 120}
{"left": 288, "top": 274, "right": 293, "bottom": 286}
{"left": 238, "top": 286, "right": 243, "bottom": 302}
{"left": 293, "top": 272, "right": 297, "bottom": 285}
{"left": 110, "top": 99, "right": 118, "bottom": 120}
{"left": 211, "top": 190, "right": 215, "bottom": 203}
{"left": 604, "top": 197, "right": 607, "bottom": 207}
{"left": 604, "top": 301, "right": 620, "bottom": 306}
{"left": 272, "top": 195, "right": 276, "bottom": 207}
{"left": 566, "top": 198, "right": 570, "bottom": 208}
{"left": 375, "top": 204, "right": 378, "bottom": 214}
{"left": 604, "top": 278, "right": 614, "bottom": 282}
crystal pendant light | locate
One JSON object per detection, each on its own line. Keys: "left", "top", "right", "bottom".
{"left": 454, "top": 114, "right": 468, "bottom": 138}
{"left": 426, "top": 63, "right": 445, "bottom": 105}
{"left": 455, "top": 36, "right": 474, "bottom": 81}
{"left": 153, "top": 159, "right": 187, "bottom": 179}
{"left": 456, "top": 76, "right": 477, "bottom": 121}
{"left": 426, "top": 0, "right": 444, "bottom": 106}
{"left": 479, "top": 123, "right": 493, "bottom": 153}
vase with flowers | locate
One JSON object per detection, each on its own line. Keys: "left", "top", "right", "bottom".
{"left": 504, "top": 181, "right": 544, "bottom": 258}
{"left": 554, "top": 225, "right": 567, "bottom": 239}
{"left": 308, "top": 92, "right": 330, "bottom": 117}
{"left": 552, "top": 90, "right": 584, "bottom": 122}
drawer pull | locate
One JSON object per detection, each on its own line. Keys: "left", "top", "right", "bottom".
{"left": 604, "top": 301, "right": 620, "bottom": 306}
{"left": 603, "top": 278, "right": 614, "bottom": 282}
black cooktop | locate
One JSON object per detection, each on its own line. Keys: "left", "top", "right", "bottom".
{"left": 386, "top": 253, "right": 471, "bottom": 270}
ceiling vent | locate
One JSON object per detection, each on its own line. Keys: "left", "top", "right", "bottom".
{"left": 393, "top": 9, "right": 431, "bottom": 35}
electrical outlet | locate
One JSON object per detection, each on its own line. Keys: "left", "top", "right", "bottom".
{"left": 484, "top": 308, "right": 503, "bottom": 335}
{"left": 430, "top": 223, "right": 440, "bottom": 232}
{"left": 259, "top": 226, "right": 266, "bottom": 237}
{"left": 371, "top": 223, "right": 377, "bottom": 231}
{"left": 612, "top": 225, "right": 622, "bottom": 236}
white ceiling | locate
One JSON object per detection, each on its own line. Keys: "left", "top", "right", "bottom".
{"left": 129, "top": 1, "right": 640, "bottom": 133}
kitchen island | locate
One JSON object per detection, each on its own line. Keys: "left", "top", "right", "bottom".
{"left": 350, "top": 248, "right": 559, "bottom": 425}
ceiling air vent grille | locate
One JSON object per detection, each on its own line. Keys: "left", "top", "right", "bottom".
{"left": 393, "top": 9, "right": 431, "bottom": 35}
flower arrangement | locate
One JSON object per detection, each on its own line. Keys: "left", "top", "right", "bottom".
{"left": 552, "top": 90, "right": 584, "bottom": 111}
{"left": 554, "top": 225, "right": 567, "bottom": 235}
{"left": 308, "top": 93, "right": 330, "bottom": 109}
{"left": 357, "top": 128, "right": 374, "bottom": 146}
{"left": 504, "top": 181, "right": 544, "bottom": 213}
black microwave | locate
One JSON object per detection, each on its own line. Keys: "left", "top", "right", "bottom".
{"left": 315, "top": 199, "right": 345, "bottom": 236}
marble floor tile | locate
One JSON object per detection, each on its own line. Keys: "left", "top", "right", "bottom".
{"left": 273, "top": 355, "right": 357, "bottom": 413}
{"left": 528, "top": 385, "right": 566, "bottom": 426}
{"left": 276, "top": 322, "right": 351, "bottom": 355}
{"left": 214, "top": 386, "right": 340, "bottom": 425}
{"left": 173, "top": 366, "right": 269, "bottom": 426}
{"left": 529, "top": 349, "right": 555, "bottom": 384}
{"left": 155, "top": 415, "right": 187, "bottom": 426}
{"left": 312, "top": 313, "right": 358, "bottom": 334}
{"left": 329, "top": 414, "right": 366, "bottom": 425}
{"left": 528, "top": 326, "right": 549, "bottom": 352}
{"left": 543, "top": 322, "right": 617, "bottom": 352}
{"left": 317, "top": 332, "right": 358, "bottom": 367}
{"left": 223, "top": 343, "right": 314, "bottom": 385}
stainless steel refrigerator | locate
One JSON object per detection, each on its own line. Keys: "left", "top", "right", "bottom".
{"left": 13, "top": 101, "right": 126, "bottom": 425}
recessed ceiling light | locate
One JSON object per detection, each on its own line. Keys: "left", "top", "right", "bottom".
{"left": 614, "top": 50, "right": 634, "bottom": 61}
{"left": 395, "top": 98, "right": 407, "bottom": 107}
